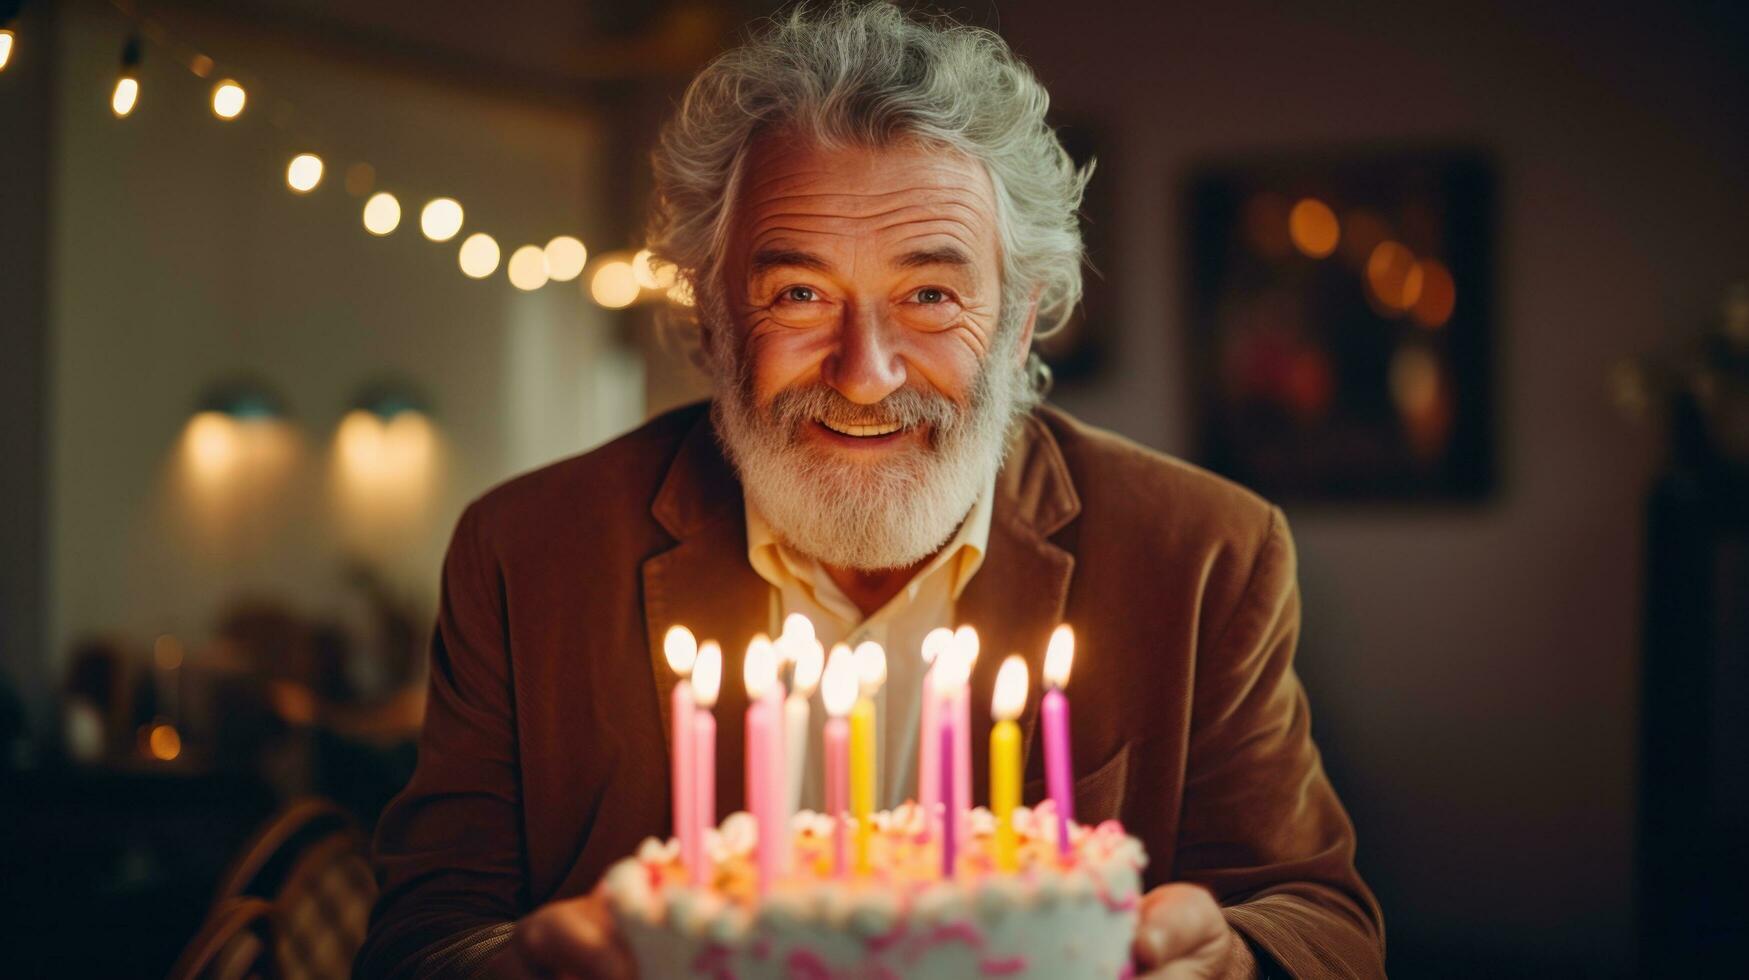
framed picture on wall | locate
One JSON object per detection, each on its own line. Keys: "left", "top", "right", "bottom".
{"left": 1184, "top": 149, "right": 1496, "bottom": 502}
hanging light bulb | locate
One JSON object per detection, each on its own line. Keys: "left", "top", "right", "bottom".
{"left": 110, "top": 35, "right": 140, "bottom": 117}
{"left": 286, "top": 153, "right": 323, "bottom": 193}
{"left": 0, "top": 27, "right": 15, "bottom": 74}
{"left": 362, "top": 192, "right": 401, "bottom": 235}
{"left": 211, "top": 78, "right": 246, "bottom": 120}
{"left": 458, "top": 233, "right": 501, "bottom": 279}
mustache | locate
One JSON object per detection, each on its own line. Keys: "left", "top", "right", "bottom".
{"left": 763, "top": 383, "right": 965, "bottom": 435}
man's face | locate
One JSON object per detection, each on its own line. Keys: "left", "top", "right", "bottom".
{"left": 708, "top": 137, "right": 1035, "bottom": 571}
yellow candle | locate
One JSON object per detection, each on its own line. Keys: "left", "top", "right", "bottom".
{"left": 850, "top": 641, "right": 886, "bottom": 875}
{"left": 850, "top": 695, "right": 875, "bottom": 872}
{"left": 990, "top": 655, "right": 1029, "bottom": 872}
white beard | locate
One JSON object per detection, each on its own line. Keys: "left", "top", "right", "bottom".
{"left": 710, "top": 325, "right": 1032, "bottom": 572}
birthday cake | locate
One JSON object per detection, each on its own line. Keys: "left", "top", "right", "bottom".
{"left": 603, "top": 801, "right": 1146, "bottom": 979}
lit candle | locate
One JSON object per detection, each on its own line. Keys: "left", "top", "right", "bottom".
{"left": 821, "top": 645, "right": 858, "bottom": 878}
{"left": 749, "top": 633, "right": 790, "bottom": 873}
{"left": 1042, "top": 624, "right": 1077, "bottom": 856}
{"left": 664, "top": 626, "right": 699, "bottom": 876}
{"left": 851, "top": 640, "right": 886, "bottom": 874}
{"left": 952, "top": 625, "right": 979, "bottom": 849}
{"left": 933, "top": 639, "right": 971, "bottom": 878}
{"left": 784, "top": 636, "right": 824, "bottom": 816}
{"left": 690, "top": 641, "right": 722, "bottom": 887}
{"left": 990, "top": 655, "right": 1028, "bottom": 872}
{"left": 743, "top": 637, "right": 780, "bottom": 892}
{"left": 917, "top": 627, "right": 953, "bottom": 842}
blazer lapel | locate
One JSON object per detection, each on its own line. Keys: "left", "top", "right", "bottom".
{"left": 641, "top": 412, "right": 768, "bottom": 816}
{"left": 957, "top": 413, "right": 1081, "bottom": 804}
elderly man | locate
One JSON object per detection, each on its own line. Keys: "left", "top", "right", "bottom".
{"left": 358, "top": 4, "right": 1384, "bottom": 979}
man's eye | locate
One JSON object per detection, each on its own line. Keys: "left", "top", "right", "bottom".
{"left": 914, "top": 287, "right": 948, "bottom": 304}
{"left": 781, "top": 286, "right": 818, "bottom": 303}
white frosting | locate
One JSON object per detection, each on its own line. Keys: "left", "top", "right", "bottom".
{"left": 606, "top": 806, "right": 1146, "bottom": 979}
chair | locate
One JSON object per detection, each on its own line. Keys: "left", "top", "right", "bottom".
{"left": 272, "top": 828, "right": 378, "bottom": 980}
{"left": 213, "top": 798, "right": 355, "bottom": 904}
{"left": 166, "top": 897, "right": 277, "bottom": 980}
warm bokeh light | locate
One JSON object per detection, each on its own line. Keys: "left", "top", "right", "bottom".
{"left": 664, "top": 626, "right": 698, "bottom": 675}
{"left": 0, "top": 29, "right": 15, "bottom": 72}
{"left": 331, "top": 409, "right": 440, "bottom": 551}
{"left": 631, "top": 249, "right": 677, "bottom": 290}
{"left": 543, "top": 236, "right": 587, "bottom": 282}
{"left": 111, "top": 77, "right": 139, "bottom": 117}
{"left": 286, "top": 153, "right": 323, "bottom": 193}
{"left": 362, "top": 192, "right": 401, "bottom": 235}
{"left": 458, "top": 233, "right": 500, "bottom": 279}
{"left": 147, "top": 723, "right": 182, "bottom": 761}
{"left": 1044, "top": 624, "right": 1075, "bottom": 688}
{"left": 184, "top": 411, "right": 240, "bottom": 479}
{"left": 1288, "top": 198, "right": 1340, "bottom": 258}
{"left": 992, "top": 655, "right": 1029, "bottom": 721}
{"left": 1411, "top": 258, "right": 1457, "bottom": 329}
{"left": 921, "top": 626, "right": 954, "bottom": 665}
{"left": 188, "top": 53, "right": 213, "bottom": 78}
{"left": 791, "top": 638, "right": 824, "bottom": 696}
{"left": 953, "top": 624, "right": 980, "bottom": 666}
{"left": 153, "top": 634, "right": 185, "bottom": 671}
{"left": 693, "top": 641, "right": 723, "bottom": 708}
{"left": 853, "top": 641, "right": 887, "bottom": 693}
{"left": 1366, "top": 241, "right": 1424, "bottom": 312}
{"left": 667, "top": 279, "right": 696, "bottom": 307}
{"left": 507, "top": 245, "right": 549, "bottom": 291}
{"left": 210, "top": 79, "right": 246, "bottom": 119}
{"left": 589, "top": 259, "right": 639, "bottom": 308}
{"left": 745, "top": 635, "right": 778, "bottom": 701}
{"left": 1389, "top": 345, "right": 1453, "bottom": 459}
{"left": 821, "top": 644, "right": 857, "bottom": 717}
{"left": 420, "top": 197, "right": 464, "bottom": 242}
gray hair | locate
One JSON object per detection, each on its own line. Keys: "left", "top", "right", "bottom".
{"left": 647, "top": 1, "right": 1093, "bottom": 351}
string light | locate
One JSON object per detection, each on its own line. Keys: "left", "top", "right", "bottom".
{"left": 211, "top": 78, "right": 245, "bottom": 119}
{"left": 590, "top": 258, "right": 640, "bottom": 308}
{"left": 507, "top": 245, "right": 549, "bottom": 291}
{"left": 286, "top": 153, "right": 323, "bottom": 193}
{"left": 458, "top": 233, "right": 500, "bottom": 279}
{"left": 0, "top": 27, "right": 14, "bottom": 73}
{"left": 543, "top": 236, "right": 587, "bottom": 282}
{"left": 362, "top": 192, "right": 401, "bottom": 235}
{"left": 419, "top": 198, "right": 464, "bottom": 242}
{"left": 111, "top": 35, "right": 140, "bottom": 118}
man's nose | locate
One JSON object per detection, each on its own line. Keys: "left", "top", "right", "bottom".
{"left": 822, "top": 306, "right": 906, "bottom": 405}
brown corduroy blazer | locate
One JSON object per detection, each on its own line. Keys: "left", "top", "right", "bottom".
{"left": 358, "top": 401, "right": 1385, "bottom": 979}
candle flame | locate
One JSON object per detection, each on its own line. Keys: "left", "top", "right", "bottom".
{"left": 743, "top": 635, "right": 776, "bottom": 700}
{"left": 693, "top": 641, "right": 723, "bottom": 708}
{"left": 932, "top": 643, "right": 972, "bottom": 697}
{"left": 953, "top": 624, "right": 980, "bottom": 666}
{"left": 1044, "top": 624, "right": 1075, "bottom": 689}
{"left": 992, "top": 654, "right": 1029, "bottom": 721}
{"left": 821, "top": 644, "right": 858, "bottom": 717}
{"left": 664, "top": 625, "right": 698, "bottom": 675}
{"left": 781, "top": 612, "right": 816, "bottom": 652}
{"left": 921, "top": 626, "right": 954, "bottom": 665}
{"left": 853, "top": 641, "right": 887, "bottom": 694}
{"left": 791, "top": 640, "right": 824, "bottom": 696}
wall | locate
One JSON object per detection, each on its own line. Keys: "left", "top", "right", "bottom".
{"left": 45, "top": 1, "right": 643, "bottom": 673}
{"left": 997, "top": 0, "right": 1749, "bottom": 973}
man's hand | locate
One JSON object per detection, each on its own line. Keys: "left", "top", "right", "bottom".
{"left": 501, "top": 885, "right": 636, "bottom": 980}
{"left": 1132, "top": 883, "right": 1257, "bottom": 980}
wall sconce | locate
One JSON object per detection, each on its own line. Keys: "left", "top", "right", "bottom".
{"left": 182, "top": 378, "right": 288, "bottom": 479}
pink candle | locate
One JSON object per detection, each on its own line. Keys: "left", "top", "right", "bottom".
{"left": 689, "top": 641, "right": 724, "bottom": 888}
{"left": 939, "top": 718, "right": 957, "bottom": 877}
{"left": 951, "top": 627, "right": 978, "bottom": 850}
{"left": 743, "top": 639, "right": 781, "bottom": 893}
{"left": 824, "top": 715, "right": 849, "bottom": 876}
{"left": 917, "top": 628, "right": 952, "bottom": 843}
{"left": 663, "top": 627, "right": 699, "bottom": 877}
{"left": 1042, "top": 625, "right": 1078, "bottom": 855}
{"left": 766, "top": 677, "right": 789, "bottom": 872}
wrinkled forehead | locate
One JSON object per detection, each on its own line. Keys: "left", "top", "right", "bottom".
{"left": 728, "top": 134, "right": 1001, "bottom": 257}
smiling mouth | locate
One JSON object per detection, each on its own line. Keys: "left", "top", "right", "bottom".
{"left": 817, "top": 418, "right": 905, "bottom": 438}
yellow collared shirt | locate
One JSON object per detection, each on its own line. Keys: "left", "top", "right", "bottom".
{"left": 745, "top": 471, "right": 995, "bottom": 811}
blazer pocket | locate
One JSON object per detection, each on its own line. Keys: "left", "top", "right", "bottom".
{"left": 1024, "top": 741, "right": 1132, "bottom": 826}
